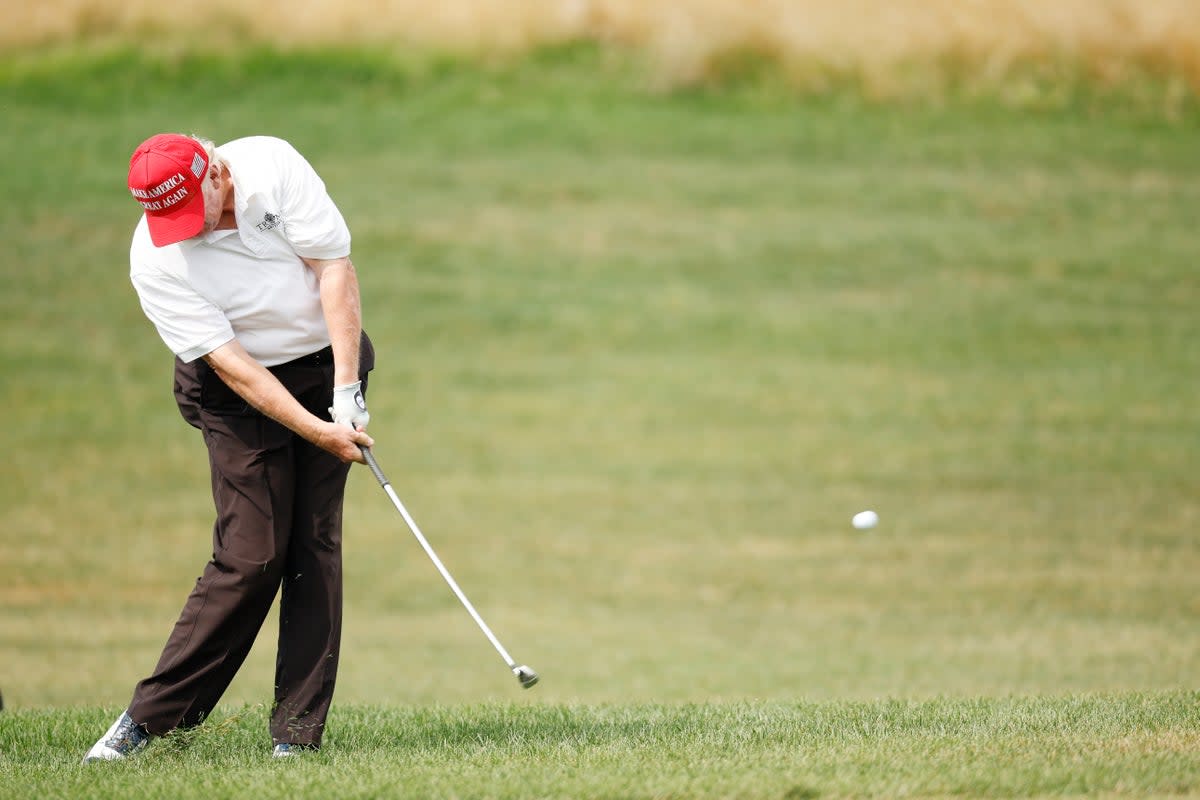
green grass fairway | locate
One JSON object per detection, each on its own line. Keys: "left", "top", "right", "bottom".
{"left": 3, "top": 695, "right": 1198, "bottom": 799}
{"left": 1, "top": 46, "right": 1198, "bottom": 797}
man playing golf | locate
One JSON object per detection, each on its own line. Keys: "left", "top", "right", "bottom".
{"left": 84, "top": 133, "right": 374, "bottom": 762}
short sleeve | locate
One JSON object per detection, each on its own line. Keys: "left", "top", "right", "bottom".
{"left": 277, "top": 142, "right": 352, "bottom": 259}
{"left": 131, "top": 270, "right": 236, "bottom": 363}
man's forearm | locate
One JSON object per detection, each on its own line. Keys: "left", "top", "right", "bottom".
{"left": 204, "top": 342, "right": 325, "bottom": 442}
{"left": 203, "top": 338, "right": 374, "bottom": 464}
{"left": 316, "top": 258, "right": 362, "bottom": 386}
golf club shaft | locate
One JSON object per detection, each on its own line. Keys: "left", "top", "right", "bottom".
{"left": 360, "top": 447, "right": 519, "bottom": 669}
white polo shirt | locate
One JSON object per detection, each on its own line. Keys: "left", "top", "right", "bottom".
{"left": 130, "top": 136, "right": 352, "bottom": 366}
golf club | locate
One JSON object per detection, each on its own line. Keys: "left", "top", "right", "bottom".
{"left": 360, "top": 446, "right": 539, "bottom": 689}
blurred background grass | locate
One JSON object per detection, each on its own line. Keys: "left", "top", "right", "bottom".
{"left": 0, "top": 3, "right": 1197, "bottom": 712}
{"left": 6, "top": 0, "right": 1200, "bottom": 105}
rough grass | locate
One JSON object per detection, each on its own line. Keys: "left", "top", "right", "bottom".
{"left": 5, "top": 0, "right": 1200, "bottom": 100}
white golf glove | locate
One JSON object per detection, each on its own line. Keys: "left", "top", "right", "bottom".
{"left": 329, "top": 381, "right": 370, "bottom": 429}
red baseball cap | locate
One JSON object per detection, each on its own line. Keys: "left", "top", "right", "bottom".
{"left": 128, "top": 134, "right": 209, "bottom": 247}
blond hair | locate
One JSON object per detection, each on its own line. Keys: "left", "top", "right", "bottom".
{"left": 188, "top": 134, "right": 225, "bottom": 174}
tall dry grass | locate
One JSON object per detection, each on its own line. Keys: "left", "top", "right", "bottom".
{"left": 7, "top": 0, "right": 1200, "bottom": 94}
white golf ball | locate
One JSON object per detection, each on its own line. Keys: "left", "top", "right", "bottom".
{"left": 852, "top": 510, "right": 879, "bottom": 530}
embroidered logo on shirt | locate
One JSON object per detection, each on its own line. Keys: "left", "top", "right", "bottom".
{"left": 256, "top": 212, "right": 282, "bottom": 232}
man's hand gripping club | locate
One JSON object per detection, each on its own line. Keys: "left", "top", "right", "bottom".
{"left": 327, "top": 380, "right": 373, "bottom": 459}
{"left": 330, "top": 381, "right": 370, "bottom": 430}
{"left": 204, "top": 340, "right": 373, "bottom": 464}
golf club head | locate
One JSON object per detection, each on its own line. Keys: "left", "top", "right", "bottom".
{"left": 513, "top": 665, "right": 539, "bottom": 689}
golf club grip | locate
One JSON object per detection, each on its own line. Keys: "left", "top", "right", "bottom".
{"left": 360, "top": 446, "right": 389, "bottom": 487}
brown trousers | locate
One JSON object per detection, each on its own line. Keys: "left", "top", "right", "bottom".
{"left": 128, "top": 334, "right": 373, "bottom": 747}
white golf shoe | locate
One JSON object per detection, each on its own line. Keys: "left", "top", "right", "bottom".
{"left": 273, "top": 743, "right": 317, "bottom": 758}
{"left": 82, "top": 710, "right": 153, "bottom": 764}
